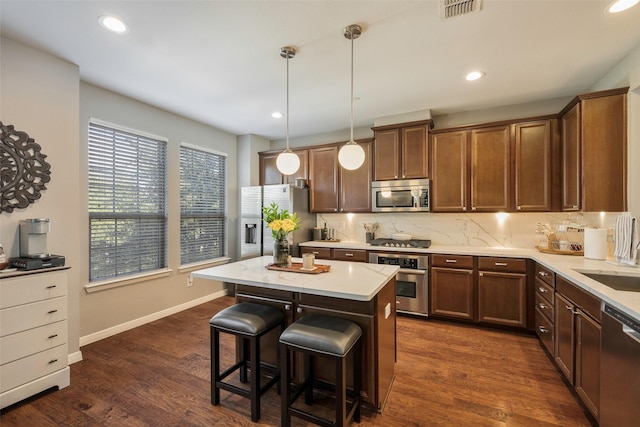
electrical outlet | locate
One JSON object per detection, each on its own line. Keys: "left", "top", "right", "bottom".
{"left": 187, "top": 275, "right": 193, "bottom": 287}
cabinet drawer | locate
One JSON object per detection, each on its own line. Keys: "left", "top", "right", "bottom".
{"left": 535, "top": 278, "right": 555, "bottom": 306}
{"left": 431, "top": 254, "right": 474, "bottom": 269}
{"left": 478, "top": 257, "right": 526, "bottom": 273}
{"left": 0, "top": 344, "right": 68, "bottom": 393}
{"left": 534, "top": 263, "right": 555, "bottom": 287}
{"left": 333, "top": 249, "right": 367, "bottom": 262}
{"left": 300, "top": 247, "right": 333, "bottom": 259}
{"left": 0, "top": 297, "right": 67, "bottom": 337}
{"left": 535, "top": 307, "right": 554, "bottom": 356}
{"left": 0, "top": 271, "right": 67, "bottom": 309}
{"left": 556, "top": 276, "right": 601, "bottom": 322}
{"left": 535, "top": 292, "right": 554, "bottom": 323}
{"left": 1, "top": 320, "right": 67, "bottom": 365}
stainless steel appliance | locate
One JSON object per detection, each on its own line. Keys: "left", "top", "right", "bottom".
{"left": 19, "top": 218, "right": 51, "bottom": 258}
{"left": 240, "top": 184, "right": 315, "bottom": 259}
{"left": 600, "top": 303, "right": 640, "bottom": 426}
{"left": 371, "top": 179, "right": 430, "bottom": 212}
{"left": 369, "top": 252, "right": 429, "bottom": 316}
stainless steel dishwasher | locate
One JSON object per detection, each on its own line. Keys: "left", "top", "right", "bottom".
{"left": 600, "top": 303, "right": 640, "bottom": 427}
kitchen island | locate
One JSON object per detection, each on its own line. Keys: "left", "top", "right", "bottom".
{"left": 192, "top": 256, "right": 400, "bottom": 412}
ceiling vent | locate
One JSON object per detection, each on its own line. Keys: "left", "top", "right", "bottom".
{"left": 440, "top": 0, "right": 482, "bottom": 20}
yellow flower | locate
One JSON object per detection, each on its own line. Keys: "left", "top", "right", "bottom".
{"left": 262, "top": 202, "right": 300, "bottom": 240}
{"left": 268, "top": 219, "right": 283, "bottom": 232}
{"left": 281, "top": 218, "right": 297, "bottom": 232}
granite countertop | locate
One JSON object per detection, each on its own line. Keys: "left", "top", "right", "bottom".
{"left": 192, "top": 255, "right": 400, "bottom": 302}
{"left": 300, "top": 241, "right": 640, "bottom": 320}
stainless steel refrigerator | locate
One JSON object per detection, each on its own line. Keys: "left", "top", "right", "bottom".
{"left": 240, "top": 184, "right": 314, "bottom": 259}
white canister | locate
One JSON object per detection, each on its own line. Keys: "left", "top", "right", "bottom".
{"left": 584, "top": 228, "right": 608, "bottom": 260}
{"left": 302, "top": 253, "right": 315, "bottom": 270}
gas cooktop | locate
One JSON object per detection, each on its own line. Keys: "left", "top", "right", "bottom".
{"left": 369, "top": 238, "right": 431, "bottom": 249}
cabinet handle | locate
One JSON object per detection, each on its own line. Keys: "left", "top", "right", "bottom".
{"left": 572, "top": 205, "right": 578, "bottom": 209}
{"left": 47, "top": 309, "right": 58, "bottom": 314}
{"left": 471, "top": 206, "right": 477, "bottom": 211}
{"left": 345, "top": 253, "right": 354, "bottom": 257}
{"left": 462, "top": 206, "right": 467, "bottom": 211}
{"left": 479, "top": 272, "right": 484, "bottom": 277}
{"left": 538, "top": 271, "right": 548, "bottom": 277}
{"left": 312, "top": 251, "right": 320, "bottom": 255}
{"left": 538, "top": 303, "right": 547, "bottom": 310}
{"left": 565, "top": 305, "right": 573, "bottom": 311}
{"left": 538, "top": 286, "right": 547, "bottom": 293}
{"left": 445, "top": 259, "right": 457, "bottom": 263}
{"left": 494, "top": 262, "right": 508, "bottom": 267}
{"left": 296, "top": 307, "right": 303, "bottom": 314}
{"left": 340, "top": 208, "right": 344, "bottom": 212}
{"left": 284, "top": 304, "right": 291, "bottom": 311}
{"left": 46, "top": 285, "right": 57, "bottom": 289}
{"left": 48, "top": 359, "right": 59, "bottom": 364}
{"left": 517, "top": 206, "right": 522, "bottom": 210}
{"left": 48, "top": 334, "right": 59, "bottom": 339}
{"left": 538, "top": 326, "right": 549, "bottom": 334}
{"left": 333, "top": 208, "right": 338, "bottom": 212}
{"left": 394, "top": 175, "right": 398, "bottom": 179}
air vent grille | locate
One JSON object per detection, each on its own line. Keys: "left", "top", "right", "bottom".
{"left": 441, "top": 0, "right": 482, "bottom": 19}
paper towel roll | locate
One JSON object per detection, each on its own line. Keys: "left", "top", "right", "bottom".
{"left": 584, "top": 228, "right": 608, "bottom": 260}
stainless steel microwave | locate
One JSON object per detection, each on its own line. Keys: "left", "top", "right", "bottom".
{"left": 371, "top": 179, "right": 430, "bottom": 212}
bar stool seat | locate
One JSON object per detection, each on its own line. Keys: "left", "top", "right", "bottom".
{"left": 210, "top": 302, "right": 285, "bottom": 422}
{"left": 280, "top": 314, "right": 362, "bottom": 427}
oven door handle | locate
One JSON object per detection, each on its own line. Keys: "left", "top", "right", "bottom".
{"left": 398, "top": 268, "right": 426, "bottom": 275}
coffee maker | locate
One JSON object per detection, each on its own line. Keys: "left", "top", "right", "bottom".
{"left": 20, "top": 218, "right": 51, "bottom": 258}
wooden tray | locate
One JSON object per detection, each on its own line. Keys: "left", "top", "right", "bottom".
{"left": 266, "top": 262, "right": 331, "bottom": 274}
{"left": 536, "top": 246, "right": 584, "bottom": 256}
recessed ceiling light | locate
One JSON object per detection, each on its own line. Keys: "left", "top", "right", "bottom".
{"left": 465, "top": 71, "right": 484, "bottom": 81}
{"left": 98, "top": 16, "right": 129, "bottom": 34}
{"left": 607, "top": 0, "right": 639, "bottom": 13}
{"left": 271, "top": 112, "right": 283, "bottom": 119}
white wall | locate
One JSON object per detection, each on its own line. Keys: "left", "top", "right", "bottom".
{"left": 1, "top": 37, "right": 81, "bottom": 357}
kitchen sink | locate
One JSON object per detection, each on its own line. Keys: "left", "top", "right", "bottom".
{"left": 580, "top": 272, "right": 640, "bottom": 292}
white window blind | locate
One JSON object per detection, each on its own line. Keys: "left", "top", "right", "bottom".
{"left": 180, "top": 144, "right": 227, "bottom": 264}
{"left": 88, "top": 121, "right": 167, "bottom": 282}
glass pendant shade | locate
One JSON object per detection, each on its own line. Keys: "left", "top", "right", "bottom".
{"left": 276, "top": 149, "right": 300, "bottom": 175}
{"left": 338, "top": 141, "right": 365, "bottom": 170}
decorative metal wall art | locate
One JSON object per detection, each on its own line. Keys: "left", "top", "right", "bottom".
{"left": 0, "top": 121, "right": 51, "bottom": 213}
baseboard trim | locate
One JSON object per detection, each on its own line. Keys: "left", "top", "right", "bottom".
{"left": 79, "top": 290, "right": 228, "bottom": 347}
{"left": 68, "top": 351, "right": 83, "bottom": 365}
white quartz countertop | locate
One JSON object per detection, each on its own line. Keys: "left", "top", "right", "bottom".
{"left": 300, "top": 241, "right": 640, "bottom": 320}
{"left": 192, "top": 255, "right": 400, "bottom": 301}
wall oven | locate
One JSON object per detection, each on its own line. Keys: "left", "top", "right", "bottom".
{"left": 369, "top": 252, "right": 429, "bottom": 316}
{"left": 371, "top": 179, "right": 430, "bottom": 212}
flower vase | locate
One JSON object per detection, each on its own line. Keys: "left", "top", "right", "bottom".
{"left": 273, "top": 238, "right": 290, "bottom": 267}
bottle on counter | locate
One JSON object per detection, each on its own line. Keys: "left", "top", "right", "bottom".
{"left": 322, "top": 223, "right": 328, "bottom": 240}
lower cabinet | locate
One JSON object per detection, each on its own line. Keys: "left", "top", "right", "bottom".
{"left": 477, "top": 257, "right": 528, "bottom": 328}
{"left": 300, "top": 246, "right": 367, "bottom": 262}
{"left": 430, "top": 255, "right": 475, "bottom": 320}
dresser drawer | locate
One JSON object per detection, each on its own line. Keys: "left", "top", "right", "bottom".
{"left": 0, "top": 344, "right": 68, "bottom": 393}
{"left": 535, "top": 292, "right": 554, "bottom": 323}
{"left": 1, "top": 271, "right": 67, "bottom": 309}
{"left": 534, "top": 263, "right": 555, "bottom": 287}
{"left": 431, "top": 254, "right": 474, "bottom": 269}
{"left": 1, "top": 320, "right": 67, "bottom": 365}
{"left": 535, "top": 278, "right": 554, "bottom": 306}
{"left": 333, "top": 249, "right": 367, "bottom": 262}
{"left": 535, "top": 307, "right": 554, "bottom": 356}
{"left": 478, "top": 257, "right": 527, "bottom": 273}
{"left": 0, "top": 297, "right": 67, "bottom": 337}
{"left": 300, "top": 247, "right": 333, "bottom": 260}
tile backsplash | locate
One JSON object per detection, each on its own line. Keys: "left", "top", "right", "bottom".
{"left": 316, "top": 212, "right": 619, "bottom": 249}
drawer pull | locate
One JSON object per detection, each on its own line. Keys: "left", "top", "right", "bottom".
{"left": 48, "top": 334, "right": 59, "bottom": 339}
{"left": 312, "top": 251, "right": 320, "bottom": 255}
{"left": 46, "top": 285, "right": 57, "bottom": 289}
{"left": 48, "top": 359, "right": 59, "bottom": 364}
{"left": 47, "top": 309, "right": 58, "bottom": 314}
{"left": 565, "top": 305, "right": 573, "bottom": 311}
{"left": 284, "top": 304, "right": 291, "bottom": 311}
{"left": 538, "top": 303, "right": 547, "bottom": 309}
{"left": 494, "top": 262, "right": 508, "bottom": 267}
{"left": 296, "top": 307, "right": 303, "bottom": 314}
{"left": 538, "top": 287, "right": 547, "bottom": 293}
{"left": 538, "top": 326, "right": 549, "bottom": 334}
{"left": 445, "top": 259, "right": 457, "bottom": 263}
{"left": 538, "top": 271, "right": 548, "bottom": 277}
{"left": 345, "top": 253, "right": 354, "bottom": 257}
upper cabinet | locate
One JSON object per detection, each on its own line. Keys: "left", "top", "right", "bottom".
{"left": 372, "top": 121, "right": 431, "bottom": 181}
{"left": 470, "top": 125, "right": 512, "bottom": 212}
{"left": 259, "top": 149, "right": 308, "bottom": 186}
{"left": 560, "top": 88, "right": 627, "bottom": 212}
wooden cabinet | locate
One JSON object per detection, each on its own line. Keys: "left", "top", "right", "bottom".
{"left": 560, "top": 88, "right": 627, "bottom": 212}
{"left": 430, "top": 254, "right": 475, "bottom": 320}
{"left": 534, "top": 263, "right": 556, "bottom": 356}
{"left": 300, "top": 246, "right": 367, "bottom": 263}
{"left": 1, "top": 269, "right": 70, "bottom": 409}
{"left": 372, "top": 121, "right": 430, "bottom": 181}
{"left": 554, "top": 275, "right": 601, "bottom": 420}
{"left": 259, "top": 149, "right": 308, "bottom": 186}
{"left": 309, "top": 141, "right": 372, "bottom": 213}
{"left": 470, "top": 125, "right": 512, "bottom": 212}
{"left": 431, "top": 130, "right": 468, "bottom": 212}
{"left": 300, "top": 246, "right": 333, "bottom": 260}
{"left": 477, "top": 257, "right": 528, "bottom": 328}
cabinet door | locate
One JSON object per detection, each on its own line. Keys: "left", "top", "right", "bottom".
{"left": 340, "top": 140, "right": 372, "bottom": 212}
{"left": 470, "top": 125, "right": 511, "bottom": 212}
{"left": 259, "top": 152, "right": 282, "bottom": 185}
{"left": 373, "top": 129, "right": 400, "bottom": 181}
{"left": 431, "top": 131, "right": 468, "bottom": 212}
{"left": 401, "top": 125, "right": 429, "bottom": 179}
{"left": 561, "top": 103, "right": 581, "bottom": 211}
{"left": 283, "top": 149, "right": 309, "bottom": 184}
{"left": 575, "top": 309, "right": 600, "bottom": 419}
{"left": 514, "top": 120, "right": 552, "bottom": 211}
{"left": 430, "top": 267, "right": 474, "bottom": 320}
{"left": 554, "top": 293, "right": 575, "bottom": 383}
{"left": 477, "top": 271, "right": 527, "bottom": 328}
{"left": 309, "top": 146, "right": 339, "bottom": 213}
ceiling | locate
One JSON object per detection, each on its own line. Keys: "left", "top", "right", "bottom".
{"left": 2, "top": 0, "right": 640, "bottom": 141}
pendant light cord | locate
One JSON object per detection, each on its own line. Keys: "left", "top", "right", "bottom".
{"left": 349, "top": 36, "right": 355, "bottom": 143}
{"left": 286, "top": 52, "right": 290, "bottom": 151}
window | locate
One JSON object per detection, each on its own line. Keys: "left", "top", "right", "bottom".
{"left": 180, "top": 143, "right": 227, "bottom": 265}
{"left": 88, "top": 121, "right": 167, "bottom": 282}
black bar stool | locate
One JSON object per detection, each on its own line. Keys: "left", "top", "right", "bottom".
{"left": 210, "top": 302, "right": 285, "bottom": 422}
{"left": 279, "top": 314, "right": 362, "bottom": 427}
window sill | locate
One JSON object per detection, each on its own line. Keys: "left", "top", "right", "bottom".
{"left": 179, "top": 257, "right": 231, "bottom": 274}
{"left": 84, "top": 269, "right": 173, "bottom": 293}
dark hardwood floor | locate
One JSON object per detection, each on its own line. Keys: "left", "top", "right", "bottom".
{"left": 1, "top": 296, "right": 595, "bottom": 426}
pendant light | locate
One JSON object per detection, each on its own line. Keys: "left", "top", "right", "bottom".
{"left": 338, "top": 24, "right": 366, "bottom": 171}
{"left": 276, "top": 46, "right": 301, "bottom": 176}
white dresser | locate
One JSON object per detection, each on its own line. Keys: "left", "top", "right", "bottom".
{"left": 0, "top": 268, "right": 70, "bottom": 409}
